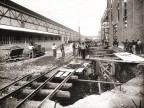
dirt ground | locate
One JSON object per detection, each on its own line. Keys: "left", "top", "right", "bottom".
{"left": 64, "top": 73, "right": 144, "bottom": 108}
{"left": 0, "top": 56, "right": 55, "bottom": 87}
{"left": 0, "top": 50, "right": 64, "bottom": 108}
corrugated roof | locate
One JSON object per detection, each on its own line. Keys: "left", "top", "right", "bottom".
{"left": 0, "top": 24, "right": 59, "bottom": 36}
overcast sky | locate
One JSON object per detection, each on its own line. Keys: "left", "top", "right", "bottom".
{"left": 11, "top": 0, "right": 107, "bottom": 36}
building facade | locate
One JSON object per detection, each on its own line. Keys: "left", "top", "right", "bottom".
{"left": 0, "top": 0, "right": 80, "bottom": 55}
{"left": 101, "top": 0, "right": 144, "bottom": 49}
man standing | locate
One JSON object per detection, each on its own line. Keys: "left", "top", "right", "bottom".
{"left": 123, "top": 39, "right": 130, "bottom": 52}
{"left": 52, "top": 43, "right": 57, "bottom": 58}
{"left": 60, "top": 43, "right": 65, "bottom": 59}
{"left": 131, "top": 40, "right": 136, "bottom": 54}
{"left": 136, "top": 39, "right": 142, "bottom": 54}
{"left": 113, "top": 39, "right": 119, "bottom": 47}
{"left": 72, "top": 42, "right": 76, "bottom": 56}
{"left": 86, "top": 43, "right": 90, "bottom": 55}
{"left": 81, "top": 42, "right": 86, "bottom": 59}
{"left": 77, "top": 42, "right": 81, "bottom": 57}
{"left": 28, "top": 42, "right": 34, "bottom": 58}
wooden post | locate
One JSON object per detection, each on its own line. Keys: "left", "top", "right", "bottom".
{"left": 111, "top": 63, "right": 115, "bottom": 76}
{"left": 120, "top": 85, "right": 121, "bottom": 91}
{"left": 98, "top": 77, "right": 102, "bottom": 94}
{"left": 17, "top": 81, "right": 72, "bottom": 90}
{"left": 8, "top": 87, "right": 70, "bottom": 98}
{"left": 74, "top": 79, "right": 121, "bottom": 85}
{"left": 54, "top": 100, "right": 57, "bottom": 108}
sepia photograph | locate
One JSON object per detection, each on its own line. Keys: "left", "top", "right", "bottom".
{"left": 0, "top": 0, "right": 144, "bottom": 108}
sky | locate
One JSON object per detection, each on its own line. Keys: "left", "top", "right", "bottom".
{"left": 11, "top": 0, "right": 107, "bottom": 36}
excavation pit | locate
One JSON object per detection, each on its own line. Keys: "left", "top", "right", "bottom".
{"left": 50, "top": 62, "right": 143, "bottom": 106}
{"left": 52, "top": 81, "right": 99, "bottom": 106}
{"left": 0, "top": 50, "right": 144, "bottom": 108}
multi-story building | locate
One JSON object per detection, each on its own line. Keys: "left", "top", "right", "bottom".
{"left": 101, "top": 0, "right": 144, "bottom": 50}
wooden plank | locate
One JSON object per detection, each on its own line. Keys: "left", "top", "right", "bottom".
{"left": 55, "top": 72, "right": 64, "bottom": 77}
{"left": 86, "top": 57, "right": 144, "bottom": 63}
{"left": 83, "top": 63, "right": 89, "bottom": 67}
{"left": 93, "top": 54, "right": 114, "bottom": 57}
{"left": 103, "top": 73, "right": 116, "bottom": 88}
{"left": 9, "top": 88, "right": 70, "bottom": 98}
{"left": 89, "top": 47, "right": 112, "bottom": 51}
{"left": 100, "top": 65, "right": 112, "bottom": 76}
{"left": 58, "top": 67, "right": 75, "bottom": 72}
{"left": 114, "top": 52, "right": 144, "bottom": 62}
{"left": 38, "top": 68, "right": 77, "bottom": 108}
{"left": 98, "top": 77, "right": 102, "bottom": 94}
{"left": 62, "top": 72, "right": 70, "bottom": 77}
{"left": 16, "top": 82, "right": 72, "bottom": 90}
{"left": 76, "top": 68, "right": 84, "bottom": 73}
{"left": 75, "top": 79, "right": 121, "bottom": 85}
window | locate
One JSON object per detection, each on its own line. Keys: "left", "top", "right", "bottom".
{"left": 124, "top": 0, "right": 127, "bottom": 28}
{"left": 124, "top": 1, "right": 127, "bottom": 17}
{"left": 111, "top": 5, "right": 113, "bottom": 22}
{"left": 45, "top": 37, "right": 48, "bottom": 40}
{"left": 117, "top": 1, "right": 120, "bottom": 21}
{"left": 51, "top": 37, "right": 53, "bottom": 40}
{"left": 113, "top": 24, "right": 117, "bottom": 38}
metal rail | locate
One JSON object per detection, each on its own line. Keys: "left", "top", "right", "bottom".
{"left": 14, "top": 51, "right": 74, "bottom": 108}
{"left": 37, "top": 69, "right": 77, "bottom": 108}
{"left": 0, "top": 48, "right": 73, "bottom": 108}
{"left": 0, "top": 73, "right": 34, "bottom": 92}
{"left": 14, "top": 70, "right": 59, "bottom": 108}
{"left": 0, "top": 65, "right": 58, "bottom": 101}
{"left": 0, "top": 51, "right": 74, "bottom": 108}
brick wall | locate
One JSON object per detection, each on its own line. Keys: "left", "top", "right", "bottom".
{"left": 106, "top": 0, "right": 144, "bottom": 48}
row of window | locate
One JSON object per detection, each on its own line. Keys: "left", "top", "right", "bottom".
{"left": 0, "top": 36, "right": 61, "bottom": 45}
{"left": 110, "top": 0, "right": 127, "bottom": 28}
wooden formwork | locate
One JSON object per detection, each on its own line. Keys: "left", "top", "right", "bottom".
{"left": 96, "top": 60, "right": 116, "bottom": 94}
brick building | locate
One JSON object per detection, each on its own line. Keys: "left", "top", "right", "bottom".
{"left": 101, "top": 0, "right": 144, "bottom": 50}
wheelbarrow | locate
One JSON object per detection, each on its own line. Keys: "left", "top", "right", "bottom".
{"left": 5, "top": 46, "right": 24, "bottom": 62}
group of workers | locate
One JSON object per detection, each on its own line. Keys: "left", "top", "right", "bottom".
{"left": 51, "top": 43, "right": 65, "bottom": 61}
{"left": 113, "top": 38, "right": 143, "bottom": 54}
{"left": 122, "top": 39, "right": 142, "bottom": 54}
{"left": 28, "top": 38, "right": 143, "bottom": 59}
{"left": 72, "top": 42, "right": 90, "bottom": 59}
{"left": 51, "top": 42, "right": 90, "bottom": 60}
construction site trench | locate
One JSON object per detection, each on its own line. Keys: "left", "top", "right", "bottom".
{"left": 0, "top": 48, "right": 144, "bottom": 108}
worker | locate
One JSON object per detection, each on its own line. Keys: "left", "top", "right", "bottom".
{"left": 77, "top": 42, "right": 81, "bottom": 57}
{"left": 52, "top": 43, "right": 57, "bottom": 58}
{"left": 113, "top": 39, "right": 119, "bottom": 47}
{"left": 72, "top": 42, "right": 76, "bottom": 56}
{"left": 81, "top": 42, "right": 86, "bottom": 59}
{"left": 28, "top": 42, "right": 34, "bottom": 58}
{"left": 136, "top": 39, "right": 142, "bottom": 54}
{"left": 131, "top": 40, "right": 137, "bottom": 54}
{"left": 60, "top": 43, "right": 65, "bottom": 60}
{"left": 122, "top": 39, "right": 130, "bottom": 52}
{"left": 86, "top": 43, "right": 90, "bottom": 55}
